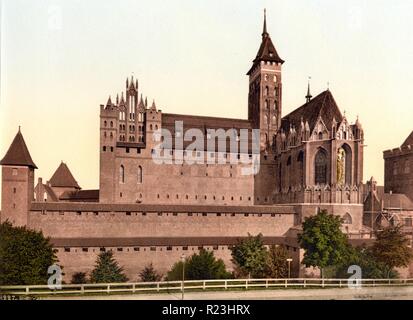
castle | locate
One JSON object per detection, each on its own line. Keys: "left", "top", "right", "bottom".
{"left": 0, "top": 13, "right": 368, "bottom": 281}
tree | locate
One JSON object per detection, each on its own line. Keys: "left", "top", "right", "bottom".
{"left": 0, "top": 221, "right": 58, "bottom": 285}
{"left": 371, "top": 225, "right": 413, "bottom": 271}
{"left": 71, "top": 272, "right": 88, "bottom": 284}
{"left": 139, "top": 263, "right": 162, "bottom": 282}
{"left": 230, "top": 233, "right": 267, "bottom": 278}
{"left": 186, "top": 249, "right": 232, "bottom": 280}
{"left": 334, "top": 245, "right": 398, "bottom": 279}
{"left": 265, "top": 245, "right": 289, "bottom": 278}
{"left": 165, "top": 261, "right": 186, "bottom": 281}
{"left": 166, "top": 250, "right": 232, "bottom": 281}
{"left": 298, "top": 210, "right": 349, "bottom": 277}
{"left": 90, "top": 251, "right": 128, "bottom": 283}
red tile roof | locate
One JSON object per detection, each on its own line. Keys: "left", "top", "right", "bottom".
{"left": 49, "top": 162, "right": 80, "bottom": 189}
{"left": 59, "top": 189, "right": 99, "bottom": 202}
{"left": 0, "top": 129, "right": 37, "bottom": 169}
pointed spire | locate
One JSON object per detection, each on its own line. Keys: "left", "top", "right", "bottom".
{"left": 126, "top": 77, "right": 129, "bottom": 89}
{"left": 116, "top": 94, "right": 119, "bottom": 105}
{"left": 136, "top": 79, "right": 138, "bottom": 89}
{"left": 106, "top": 95, "right": 112, "bottom": 106}
{"left": 0, "top": 128, "right": 37, "bottom": 169}
{"left": 151, "top": 99, "right": 157, "bottom": 110}
{"left": 262, "top": 8, "right": 268, "bottom": 38}
{"left": 145, "top": 97, "right": 148, "bottom": 107}
{"left": 139, "top": 94, "right": 145, "bottom": 107}
{"left": 306, "top": 77, "right": 312, "bottom": 103}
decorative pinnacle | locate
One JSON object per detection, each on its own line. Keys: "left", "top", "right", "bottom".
{"left": 262, "top": 8, "right": 268, "bottom": 37}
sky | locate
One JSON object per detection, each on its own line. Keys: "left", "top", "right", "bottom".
{"left": 1, "top": 0, "right": 413, "bottom": 194}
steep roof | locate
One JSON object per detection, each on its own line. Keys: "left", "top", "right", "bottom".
{"left": 281, "top": 90, "right": 343, "bottom": 133}
{"left": 402, "top": 131, "right": 413, "bottom": 147}
{"left": 0, "top": 129, "right": 37, "bottom": 169}
{"left": 49, "top": 162, "right": 80, "bottom": 189}
{"left": 247, "top": 12, "right": 284, "bottom": 75}
{"left": 59, "top": 189, "right": 99, "bottom": 202}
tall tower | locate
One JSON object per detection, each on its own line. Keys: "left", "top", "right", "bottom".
{"left": 0, "top": 128, "right": 37, "bottom": 226}
{"left": 247, "top": 9, "right": 284, "bottom": 151}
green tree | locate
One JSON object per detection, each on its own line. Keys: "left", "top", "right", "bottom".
{"left": 139, "top": 263, "right": 162, "bottom": 282}
{"left": 0, "top": 221, "right": 58, "bottom": 285}
{"left": 165, "top": 261, "right": 186, "bottom": 281}
{"left": 186, "top": 249, "right": 232, "bottom": 280}
{"left": 298, "top": 210, "right": 349, "bottom": 277}
{"left": 334, "top": 245, "right": 398, "bottom": 279}
{"left": 371, "top": 225, "right": 413, "bottom": 271}
{"left": 230, "top": 233, "right": 267, "bottom": 278}
{"left": 71, "top": 272, "right": 88, "bottom": 284}
{"left": 265, "top": 245, "right": 289, "bottom": 278}
{"left": 166, "top": 250, "right": 232, "bottom": 281}
{"left": 90, "top": 251, "right": 128, "bottom": 283}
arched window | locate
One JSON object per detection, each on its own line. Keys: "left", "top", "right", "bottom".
{"left": 110, "top": 121, "right": 113, "bottom": 128}
{"left": 272, "top": 115, "right": 277, "bottom": 124}
{"left": 297, "top": 151, "right": 304, "bottom": 186}
{"left": 265, "top": 100, "right": 269, "bottom": 110}
{"left": 264, "top": 115, "right": 268, "bottom": 125}
{"left": 318, "top": 132, "right": 323, "bottom": 140}
{"left": 137, "top": 166, "right": 142, "bottom": 184}
{"left": 120, "top": 165, "right": 125, "bottom": 184}
{"left": 265, "top": 86, "right": 269, "bottom": 96}
{"left": 104, "top": 121, "right": 107, "bottom": 127}
{"left": 343, "top": 213, "right": 352, "bottom": 224}
{"left": 315, "top": 149, "right": 328, "bottom": 185}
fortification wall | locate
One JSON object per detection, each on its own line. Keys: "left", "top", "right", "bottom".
{"left": 29, "top": 210, "right": 296, "bottom": 239}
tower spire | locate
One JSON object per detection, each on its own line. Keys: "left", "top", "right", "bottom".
{"left": 262, "top": 8, "right": 268, "bottom": 38}
{"left": 306, "top": 77, "right": 312, "bottom": 103}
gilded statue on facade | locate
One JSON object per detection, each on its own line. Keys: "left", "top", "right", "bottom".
{"left": 337, "top": 147, "right": 346, "bottom": 185}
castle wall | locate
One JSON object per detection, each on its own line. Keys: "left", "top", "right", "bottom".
{"left": 1, "top": 165, "right": 34, "bottom": 226}
{"left": 384, "top": 146, "right": 413, "bottom": 199}
{"left": 55, "top": 245, "right": 234, "bottom": 282}
{"left": 28, "top": 205, "right": 296, "bottom": 239}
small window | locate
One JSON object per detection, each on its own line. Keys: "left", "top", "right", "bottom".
{"left": 13, "top": 188, "right": 16, "bottom": 194}
{"left": 12, "top": 168, "right": 18, "bottom": 176}
{"left": 150, "top": 247, "right": 156, "bottom": 251}
{"left": 64, "top": 247, "right": 70, "bottom": 252}
{"left": 117, "top": 248, "right": 123, "bottom": 252}
{"left": 167, "top": 246, "right": 172, "bottom": 251}
{"left": 103, "top": 146, "right": 107, "bottom": 152}
{"left": 133, "top": 247, "right": 139, "bottom": 251}
{"left": 82, "top": 248, "right": 88, "bottom": 252}
{"left": 183, "top": 246, "right": 188, "bottom": 251}
{"left": 100, "top": 247, "right": 106, "bottom": 252}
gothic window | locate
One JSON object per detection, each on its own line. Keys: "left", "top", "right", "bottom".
{"left": 137, "top": 166, "right": 143, "bottom": 184}
{"left": 405, "top": 160, "right": 410, "bottom": 174}
{"left": 265, "top": 100, "right": 269, "bottom": 110}
{"left": 265, "top": 86, "right": 269, "bottom": 96}
{"left": 315, "top": 149, "right": 328, "bottom": 185}
{"left": 104, "top": 121, "right": 107, "bottom": 127}
{"left": 287, "top": 156, "right": 291, "bottom": 166}
{"left": 264, "top": 115, "right": 268, "bottom": 125}
{"left": 120, "top": 165, "right": 125, "bottom": 184}
{"left": 273, "top": 76, "right": 277, "bottom": 83}
{"left": 318, "top": 132, "right": 323, "bottom": 140}
{"left": 110, "top": 121, "right": 113, "bottom": 128}
{"left": 272, "top": 115, "right": 277, "bottom": 124}
{"left": 297, "top": 151, "right": 304, "bottom": 186}
{"left": 343, "top": 213, "right": 353, "bottom": 224}
{"left": 274, "top": 101, "right": 278, "bottom": 113}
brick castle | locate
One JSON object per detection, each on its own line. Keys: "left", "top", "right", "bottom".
{"left": 1, "top": 13, "right": 371, "bottom": 281}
